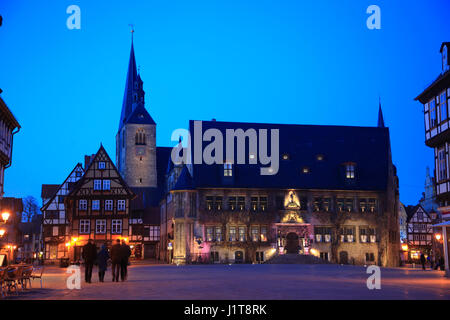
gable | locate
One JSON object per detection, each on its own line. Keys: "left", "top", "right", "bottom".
{"left": 69, "top": 145, "right": 135, "bottom": 198}
{"left": 41, "top": 163, "right": 84, "bottom": 211}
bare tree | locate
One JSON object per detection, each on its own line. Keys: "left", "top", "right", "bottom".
{"left": 22, "top": 196, "right": 39, "bottom": 223}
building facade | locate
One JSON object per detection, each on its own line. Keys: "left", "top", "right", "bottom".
{"left": 40, "top": 163, "right": 83, "bottom": 262}
{"left": 405, "top": 205, "right": 433, "bottom": 261}
{"left": 17, "top": 214, "right": 43, "bottom": 263}
{"left": 415, "top": 42, "right": 450, "bottom": 275}
{"left": 0, "top": 95, "right": 21, "bottom": 264}
{"left": 160, "top": 119, "right": 400, "bottom": 267}
{"left": 0, "top": 96, "right": 20, "bottom": 200}
{"left": 64, "top": 146, "right": 135, "bottom": 261}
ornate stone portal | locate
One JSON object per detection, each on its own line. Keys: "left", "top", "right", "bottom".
{"left": 275, "top": 191, "right": 313, "bottom": 254}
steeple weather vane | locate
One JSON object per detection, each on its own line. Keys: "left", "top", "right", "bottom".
{"left": 129, "top": 24, "right": 134, "bottom": 42}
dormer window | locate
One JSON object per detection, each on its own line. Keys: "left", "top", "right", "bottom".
{"left": 302, "top": 167, "right": 310, "bottom": 174}
{"left": 224, "top": 162, "right": 233, "bottom": 177}
{"left": 98, "top": 162, "right": 106, "bottom": 170}
{"left": 316, "top": 154, "right": 324, "bottom": 161}
{"left": 345, "top": 164, "right": 355, "bottom": 179}
{"left": 282, "top": 154, "right": 290, "bottom": 160}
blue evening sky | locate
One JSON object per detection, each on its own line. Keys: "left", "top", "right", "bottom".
{"left": 0, "top": 0, "right": 449, "bottom": 206}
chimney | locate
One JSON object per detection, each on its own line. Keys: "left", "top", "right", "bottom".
{"left": 84, "top": 155, "right": 91, "bottom": 169}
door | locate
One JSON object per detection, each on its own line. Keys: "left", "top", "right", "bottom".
{"left": 286, "top": 232, "right": 299, "bottom": 254}
{"left": 339, "top": 251, "right": 349, "bottom": 264}
{"left": 235, "top": 251, "right": 244, "bottom": 263}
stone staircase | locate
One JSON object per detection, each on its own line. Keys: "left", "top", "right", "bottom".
{"left": 264, "top": 253, "right": 331, "bottom": 264}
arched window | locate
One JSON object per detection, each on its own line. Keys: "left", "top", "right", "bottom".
{"left": 135, "top": 129, "right": 146, "bottom": 145}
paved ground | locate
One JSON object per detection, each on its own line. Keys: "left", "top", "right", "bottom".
{"left": 8, "top": 263, "right": 450, "bottom": 300}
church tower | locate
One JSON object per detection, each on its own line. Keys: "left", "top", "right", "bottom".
{"left": 116, "top": 33, "right": 157, "bottom": 188}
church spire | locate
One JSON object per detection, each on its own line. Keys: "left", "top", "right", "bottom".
{"left": 377, "top": 97, "right": 385, "bottom": 128}
{"left": 118, "top": 28, "right": 142, "bottom": 132}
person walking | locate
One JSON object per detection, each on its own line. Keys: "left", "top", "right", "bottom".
{"left": 111, "top": 239, "right": 122, "bottom": 282}
{"left": 120, "top": 240, "right": 131, "bottom": 281}
{"left": 420, "top": 253, "right": 426, "bottom": 270}
{"left": 82, "top": 239, "right": 97, "bottom": 283}
{"left": 97, "top": 243, "right": 110, "bottom": 282}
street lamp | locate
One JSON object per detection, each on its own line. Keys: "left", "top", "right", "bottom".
{"left": 0, "top": 229, "right": 5, "bottom": 237}
{"left": 1, "top": 212, "right": 10, "bottom": 222}
{"left": 435, "top": 233, "right": 442, "bottom": 241}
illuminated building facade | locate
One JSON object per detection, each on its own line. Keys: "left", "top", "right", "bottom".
{"left": 64, "top": 146, "right": 135, "bottom": 261}
{"left": 160, "top": 119, "right": 401, "bottom": 267}
{"left": 415, "top": 42, "right": 450, "bottom": 276}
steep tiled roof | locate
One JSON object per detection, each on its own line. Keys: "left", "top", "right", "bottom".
{"left": 187, "top": 120, "right": 391, "bottom": 191}
{"left": 41, "top": 184, "right": 59, "bottom": 199}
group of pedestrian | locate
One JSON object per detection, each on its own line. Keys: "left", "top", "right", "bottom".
{"left": 82, "top": 239, "right": 131, "bottom": 283}
{"left": 419, "top": 253, "right": 445, "bottom": 271}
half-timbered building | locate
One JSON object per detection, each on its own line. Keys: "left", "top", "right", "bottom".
{"left": 0, "top": 96, "right": 20, "bottom": 200}
{"left": 40, "top": 163, "right": 83, "bottom": 262}
{"left": 415, "top": 42, "right": 450, "bottom": 275}
{"left": 405, "top": 205, "right": 433, "bottom": 261}
{"left": 65, "top": 145, "right": 135, "bottom": 261}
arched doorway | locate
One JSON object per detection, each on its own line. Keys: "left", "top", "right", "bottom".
{"left": 285, "top": 232, "right": 299, "bottom": 254}
{"left": 235, "top": 251, "right": 244, "bottom": 263}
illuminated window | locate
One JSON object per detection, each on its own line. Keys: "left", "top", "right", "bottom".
{"left": 214, "top": 197, "right": 223, "bottom": 210}
{"left": 79, "top": 220, "right": 90, "bottom": 234}
{"left": 368, "top": 199, "right": 377, "bottom": 213}
{"left": 206, "top": 227, "right": 214, "bottom": 242}
{"left": 316, "top": 154, "right": 324, "bottom": 161}
{"left": 215, "top": 227, "right": 222, "bottom": 242}
{"left": 345, "top": 164, "right": 355, "bottom": 179}
{"left": 438, "top": 148, "right": 447, "bottom": 182}
{"left": 224, "top": 162, "right": 233, "bottom": 176}
{"left": 282, "top": 154, "right": 290, "bottom": 160}
{"left": 148, "top": 226, "right": 160, "bottom": 241}
{"left": 260, "top": 226, "right": 267, "bottom": 242}
{"left": 430, "top": 100, "right": 437, "bottom": 128}
{"left": 117, "top": 200, "right": 126, "bottom": 211}
{"left": 103, "top": 180, "right": 111, "bottom": 191}
{"left": 79, "top": 199, "right": 87, "bottom": 210}
{"left": 206, "top": 196, "right": 213, "bottom": 211}
{"left": 111, "top": 219, "right": 122, "bottom": 234}
{"left": 228, "top": 197, "right": 237, "bottom": 211}
{"left": 440, "top": 91, "right": 447, "bottom": 121}
{"left": 302, "top": 167, "right": 310, "bottom": 174}
{"left": 229, "top": 227, "right": 236, "bottom": 241}
{"left": 92, "top": 200, "right": 100, "bottom": 211}
{"left": 95, "top": 220, "right": 106, "bottom": 234}
{"left": 105, "top": 200, "right": 113, "bottom": 211}
{"left": 251, "top": 227, "right": 259, "bottom": 242}
{"left": 237, "top": 197, "right": 245, "bottom": 211}
{"left": 93, "top": 180, "right": 101, "bottom": 190}
{"left": 238, "top": 227, "right": 246, "bottom": 242}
